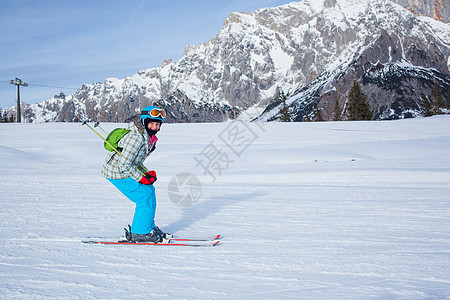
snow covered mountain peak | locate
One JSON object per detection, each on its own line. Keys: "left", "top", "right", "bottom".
{"left": 19, "top": 0, "right": 449, "bottom": 123}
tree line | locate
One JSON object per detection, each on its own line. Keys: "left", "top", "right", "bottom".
{"left": 0, "top": 110, "right": 15, "bottom": 123}
{"left": 278, "top": 79, "right": 449, "bottom": 122}
{"left": 2, "top": 79, "right": 448, "bottom": 123}
{"left": 422, "top": 81, "right": 450, "bottom": 117}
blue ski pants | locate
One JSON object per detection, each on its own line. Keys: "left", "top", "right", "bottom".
{"left": 107, "top": 177, "right": 156, "bottom": 234}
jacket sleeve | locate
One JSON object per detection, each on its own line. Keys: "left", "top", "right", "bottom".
{"left": 116, "top": 132, "right": 146, "bottom": 181}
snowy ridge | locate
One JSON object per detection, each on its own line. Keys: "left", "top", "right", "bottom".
{"left": 15, "top": 0, "right": 450, "bottom": 123}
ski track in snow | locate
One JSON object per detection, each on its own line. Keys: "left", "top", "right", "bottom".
{"left": 0, "top": 117, "right": 450, "bottom": 299}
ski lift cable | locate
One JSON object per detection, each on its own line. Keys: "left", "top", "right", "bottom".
{"left": 27, "top": 83, "right": 78, "bottom": 90}
{"left": 3, "top": 80, "right": 78, "bottom": 90}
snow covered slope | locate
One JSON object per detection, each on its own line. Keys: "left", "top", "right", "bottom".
{"left": 1, "top": 116, "right": 449, "bottom": 298}
{"left": 17, "top": 0, "right": 450, "bottom": 123}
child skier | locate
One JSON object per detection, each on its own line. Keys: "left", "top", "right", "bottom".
{"left": 101, "top": 106, "right": 167, "bottom": 242}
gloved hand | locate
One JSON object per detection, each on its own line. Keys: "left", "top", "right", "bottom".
{"left": 139, "top": 170, "right": 157, "bottom": 185}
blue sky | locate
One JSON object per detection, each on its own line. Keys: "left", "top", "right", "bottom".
{"left": 0, "top": 0, "right": 295, "bottom": 108}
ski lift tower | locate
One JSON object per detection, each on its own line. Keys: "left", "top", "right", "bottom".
{"left": 8, "top": 77, "right": 28, "bottom": 123}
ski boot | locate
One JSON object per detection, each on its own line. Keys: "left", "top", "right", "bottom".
{"left": 121, "top": 225, "right": 171, "bottom": 243}
{"left": 130, "top": 229, "right": 162, "bottom": 243}
{"left": 153, "top": 226, "right": 173, "bottom": 240}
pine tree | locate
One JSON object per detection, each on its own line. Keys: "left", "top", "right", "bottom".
{"left": 333, "top": 101, "right": 341, "bottom": 121}
{"left": 431, "top": 80, "right": 444, "bottom": 109}
{"left": 314, "top": 107, "right": 324, "bottom": 122}
{"left": 304, "top": 114, "right": 311, "bottom": 122}
{"left": 346, "top": 81, "right": 373, "bottom": 121}
{"left": 422, "top": 95, "right": 434, "bottom": 117}
{"left": 278, "top": 91, "right": 291, "bottom": 122}
{"left": 447, "top": 91, "right": 450, "bottom": 110}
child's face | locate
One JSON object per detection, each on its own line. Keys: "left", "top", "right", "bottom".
{"left": 147, "top": 121, "right": 161, "bottom": 131}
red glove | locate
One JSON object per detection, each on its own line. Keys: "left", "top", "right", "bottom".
{"left": 139, "top": 170, "right": 157, "bottom": 185}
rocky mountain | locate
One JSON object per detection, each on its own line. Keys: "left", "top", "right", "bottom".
{"left": 391, "top": 0, "right": 449, "bottom": 22}
{"left": 257, "top": 0, "right": 450, "bottom": 122}
{"left": 21, "top": 0, "right": 450, "bottom": 123}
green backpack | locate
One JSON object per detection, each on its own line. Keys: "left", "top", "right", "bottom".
{"left": 104, "top": 128, "right": 131, "bottom": 152}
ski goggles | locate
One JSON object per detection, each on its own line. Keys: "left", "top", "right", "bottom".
{"left": 142, "top": 108, "right": 166, "bottom": 120}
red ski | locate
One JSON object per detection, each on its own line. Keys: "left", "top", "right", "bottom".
{"left": 82, "top": 234, "right": 221, "bottom": 246}
{"left": 82, "top": 240, "right": 220, "bottom": 247}
{"left": 170, "top": 234, "right": 221, "bottom": 242}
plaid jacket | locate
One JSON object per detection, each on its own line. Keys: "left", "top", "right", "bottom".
{"left": 101, "top": 120, "right": 155, "bottom": 181}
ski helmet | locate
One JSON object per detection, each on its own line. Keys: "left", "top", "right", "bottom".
{"left": 140, "top": 106, "right": 165, "bottom": 136}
